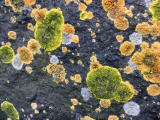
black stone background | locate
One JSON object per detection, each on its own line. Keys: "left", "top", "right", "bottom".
{"left": 0, "top": 0, "right": 160, "bottom": 120}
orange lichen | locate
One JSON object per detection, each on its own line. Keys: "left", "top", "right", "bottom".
{"left": 24, "top": 0, "right": 36, "bottom": 7}
{"left": 88, "top": 11, "right": 94, "bottom": 19}
{"left": 63, "top": 24, "right": 75, "bottom": 34}
{"left": 90, "top": 61, "right": 102, "bottom": 70}
{"left": 8, "top": 31, "right": 16, "bottom": 40}
{"left": 147, "top": 84, "right": 160, "bottom": 96}
{"left": 72, "top": 35, "right": 79, "bottom": 43}
{"left": 140, "top": 41, "right": 149, "bottom": 50}
{"left": 123, "top": 66, "right": 132, "bottom": 74}
{"left": 17, "top": 46, "right": 33, "bottom": 64}
{"left": 102, "top": 0, "right": 124, "bottom": 12}
{"left": 25, "top": 65, "right": 33, "bottom": 74}
{"left": 131, "top": 47, "right": 160, "bottom": 83}
{"left": 27, "top": 39, "right": 41, "bottom": 54}
{"left": 135, "top": 22, "right": 151, "bottom": 37}
{"left": 65, "top": 0, "right": 72, "bottom": 4}
{"left": 99, "top": 99, "right": 111, "bottom": 108}
{"left": 108, "top": 115, "right": 119, "bottom": 120}
{"left": 31, "top": 8, "right": 47, "bottom": 22}
{"left": 131, "top": 48, "right": 160, "bottom": 72}
{"left": 62, "top": 47, "right": 68, "bottom": 53}
{"left": 46, "top": 64, "right": 66, "bottom": 83}
{"left": 79, "top": 2, "right": 87, "bottom": 11}
{"left": 70, "top": 105, "right": 75, "bottom": 110}
{"left": 114, "top": 17, "right": 129, "bottom": 30}
{"left": 70, "top": 74, "right": 82, "bottom": 83}
{"left": 150, "top": 24, "right": 160, "bottom": 37}
{"left": 151, "top": 42, "right": 160, "bottom": 51}
{"left": 70, "top": 98, "right": 79, "bottom": 106}
{"left": 27, "top": 23, "right": 34, "bottom": 31}
{"left": 107, "top": 7, "right": 125, "bottom": 20}
{"left": 84, "top": 0, "right": 92, "bottom": 5}
{"left": 80, "top": 116, "right": 95, "bottom": 120}
{"left": 119, "top": 41, "right": 135, "bottom": 56}
{"left": 116, "top": 35, "right": 124, "bottom": 43}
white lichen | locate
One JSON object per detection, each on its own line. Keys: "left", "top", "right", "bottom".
{"left": 128, "top": 60, "right": 137, "bottom": 72}
{"left": 144, "top": 0, "right": 154, "bottom": 8}
{"left": 62, "top": 31, "right": 74, "bottom": 45}
{"left": 81, "top": 88, "right": 92, "bottom": 102}
{"left": 129, "top": 32, "right": 143, "bottom": 45}
{"left": 123, "top": 101, "right": 140, "bottom": 116}
{"left": 11, "top": 54, "right": 24, "bottom": 70}
{"left": 49, "top": 55, "right": 59, "bottom": 64}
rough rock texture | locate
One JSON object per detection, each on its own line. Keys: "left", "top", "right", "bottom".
{"left": 0, "top": 0, "right": 160, "bottom": 120}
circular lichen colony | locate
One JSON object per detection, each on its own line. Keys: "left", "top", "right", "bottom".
{"left": 34, "top": 9, "right": 64, "bottom": 51}
{"left": 0, "top": 45, "right": 15, "bottom": 63}
{"left": 86, "top": 66, "right": 122, "bottom": 99}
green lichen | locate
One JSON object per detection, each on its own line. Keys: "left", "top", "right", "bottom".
{"left": 115, "top": 82, "right": 134, "bottom": 102}
{"left": 0, "top": 45, "right": 15, "bottom": 63}
{"left": 86, "top": 66, "right": 122, "bottom": 99}
{"left": 1, "top": 101, "right": 19, "bottom": 120}
{"left": 80, "top": 11, "right": 88, "bottom": 21}
{"left": 86, "top": 65, "right": 134, "bottom": 102}
{"left": 149, "top": 0, "right": 160, "bottom": 21}
{"left": 34, "top": 9, "right": 64, "bottom": 51}
{"left": 10, "top": 0, "right": 24, "bottom": 9}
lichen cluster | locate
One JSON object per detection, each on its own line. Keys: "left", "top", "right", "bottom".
{"left": 131, "top": 43, "right": 160, "bottom": 83}
{"left": 46, "top": 64, "right": 66, "bottom": 83}
{"left": 102, "top": 0, "right": 130, "bottom": 30}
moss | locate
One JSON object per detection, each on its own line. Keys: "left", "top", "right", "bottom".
{"left": 1, "top": 101, "right": 19, "bottom": 120}
{"left": 86, "top": 66, "right": 122, "bottom": 99}
{"left": 115, "top": 82, "right": 134, "bottom": 102}
{"left": 34, "top": 9, "right": 64, "bottom": 51}
{"left": 0, "top": 45, "right": 15, "bottom": 63}
{"left": 149, "top": 0, "right": 160, "bottom": 21}
{"left": 10, "top": 0, "right": 24, "bottom": 9}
